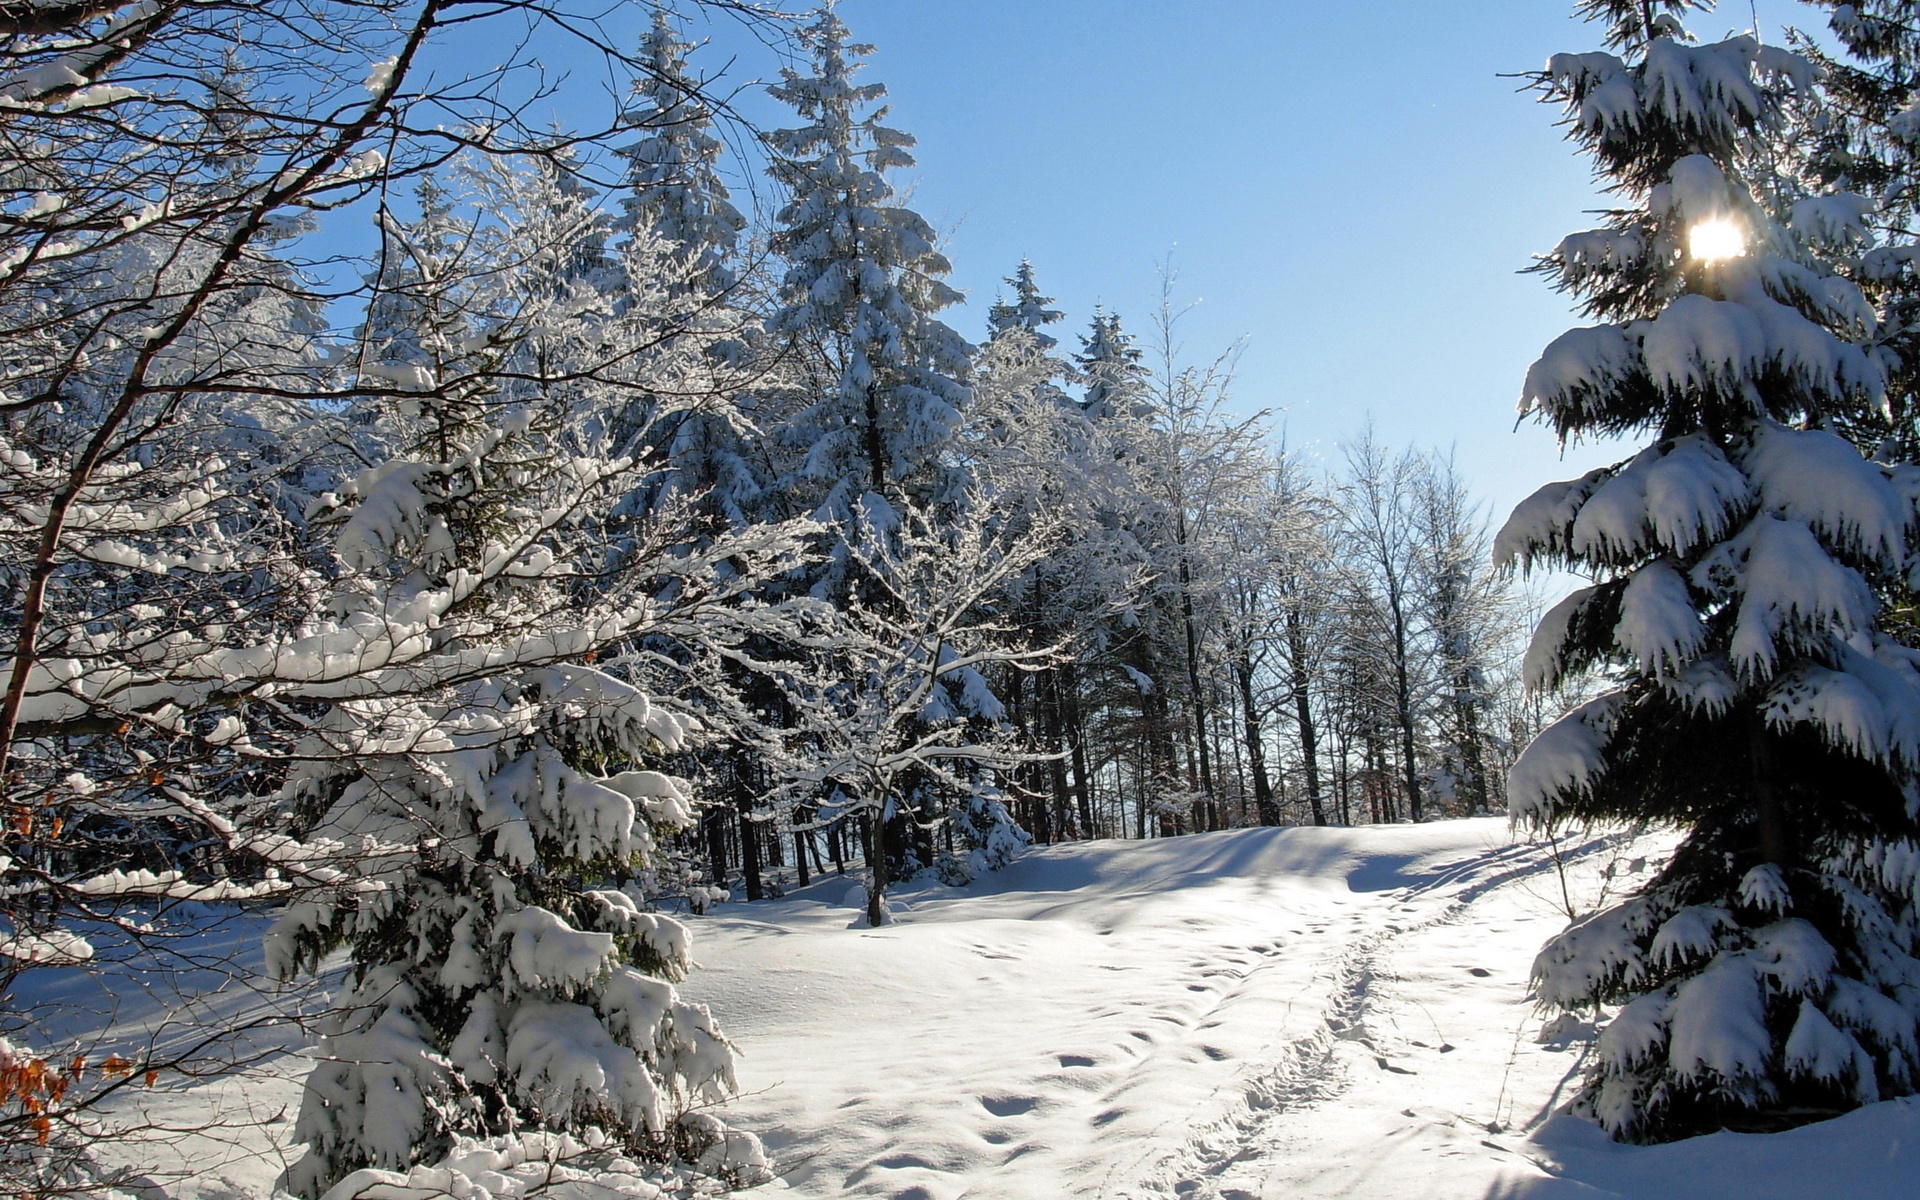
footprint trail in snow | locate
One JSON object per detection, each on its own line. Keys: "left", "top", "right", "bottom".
{"left": 680, "top": 820, "right": 1621, "bottom": 1199}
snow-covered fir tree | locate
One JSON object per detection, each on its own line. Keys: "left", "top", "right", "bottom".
{"left": 268, "top": 157, "right": 790, "bottom": 1195}
{"left": 762, "top": 6, "right": 972, "bottom": 532}
{"left": 1076, "top": 307, "right": 1149, "bottom": 420}
{"left": 1503, "top": 1, "right": 1920, "bottom": 1140}
{"left": 987, "top": 259, "right": 1065, "bottom": 350}
{"left": 1797, "top": 0, "right": 1920, "bottom": 459}
{"left": 615, "top": 5, "right": 747, "bottom": 298}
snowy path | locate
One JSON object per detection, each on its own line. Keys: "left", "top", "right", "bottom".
{"left": 682, "top": 819, "right": 1920, "bottom": 1200}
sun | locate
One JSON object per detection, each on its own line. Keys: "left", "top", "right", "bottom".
{"left": 1688, "top": 217, "right": 1747, "bottom": 262}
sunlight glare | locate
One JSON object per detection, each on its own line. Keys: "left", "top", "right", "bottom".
{"left": 1688, "top": 217, "right": 1747, "bottom": 262}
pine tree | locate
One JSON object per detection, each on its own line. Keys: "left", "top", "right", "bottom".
{"left": 1796, "top": 1, "right": 1920, "bottom": 458}
{"left": 270, "top": 159, "right": 786, "bottom": 1195}
{"left": 987, "top": 259, "right": 1064, "bottom": 350}
{"left": 1504, "top": 2, "right": 1920, "bottom": 1140}
{"left": 762, "top": 6, "right": 972, "bottom": 528}
{"left": 1076, "top": 308, "right": 1148, "bottom": 420}
{"left": 615, "top": 6, "right": 747, "bottom": 297}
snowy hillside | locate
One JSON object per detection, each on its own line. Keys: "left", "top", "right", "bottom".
{"left": 680, "top": 820, "right": 1920, "bottom": 1200}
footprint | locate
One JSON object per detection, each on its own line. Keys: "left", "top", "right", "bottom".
{"left": 1200, "top": 1045, "right": 1230, "bottom": 1061}
{"left": 980, "top": 1095, "right": 1038, "bottom": 1117}
{"left": 1091, "top": 1108, "right": 1125, "bottom": 1127}
{"left": 1058, "top": 1054, "right": 1095, "bottom": 1068}
{"left": 1187, "top": 984, "right": 1209, "bottom": 993}
{"left": 1467, "top": 967, "right": 1492, "bottom": 977}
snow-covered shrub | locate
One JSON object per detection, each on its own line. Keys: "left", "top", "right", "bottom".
{"left": 1508, "top": 4, "right": 1920, "bottom": 1140}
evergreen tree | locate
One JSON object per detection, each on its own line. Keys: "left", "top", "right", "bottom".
{"left": 270, "top": 159, "right": 786, "bottom": 1194}
{"left": 987, "top": 259, "right": 1064, "bottom": 350}
{"left": 1076, "top": 307, "right": 1149, "bottom": 420}
{"left": 1504, "top": 2, "right": 1920, "bottom": 1140}
{"left": 1797, "top": 1, "right": 1920, "bottom": 458}
{"left": 762, "top": 6, "right": 972, "bottom": 529}
{"left": 615, "top": 6, "right": 747, "bottom": 297}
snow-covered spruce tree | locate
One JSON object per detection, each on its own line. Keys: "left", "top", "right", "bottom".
{"left": 267, "top": 157, "right": 791, "bottom": 1196}
{"left": 1076, "top": 307, "right": 1150, "bottom": 421}
{"left": 615, "top": 5, "right": 747, "bottom": 299}
{"left": 762, "top": 6, "right": 972, "bottom": 535}
{"left": 1413, "top": 453, "right": 1516, "bottom": 817}
{"left": 610, "top": 8, "right": 770, "bottom": 536}
{"left": 1796, "top": 1, "right": 1920, "bottom": 459}
{"left": 1504, "top": 4, "right": 1920, "bottom": 1139}
{"left": 758, "top": 10, "right": 1038, "bottom": 897}
{"left": 970, "top": 263, "right": 1111, "bottom": 839}
{"left": 987, "top": 259, "right": 1065, "bottom": 351}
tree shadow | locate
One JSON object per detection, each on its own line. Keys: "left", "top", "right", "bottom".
{"left": 1481, "top": 1102, "right": 1920, "bottom": 1200}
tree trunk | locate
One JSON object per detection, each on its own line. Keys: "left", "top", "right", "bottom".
{"left": 1387, "top": 589, "right": 1423, "bottom": 822}
{"left": 1286, "top": 612, "right": 1326, "bottom": 826}
{"left": 1237, "top": 649, "right": 1280, "bottom": 825}
{"left": 1178, "top": 551, "right": 1215, "bottom": 831}
{"left": 1062, "top": 662, "right": 1096, "bottom": 838}
{"left": 735, "top": 754, "right": 763, "bottom": 901}
{"left": 1751, "top": 718, "right": 1788, "bottom": 866}
{"left": 1452, "top": 671, "right": 1489, "bottom": 814}
{"left": 863, "top": 805, "right": 890, "bottom": 927}
{"left": 704, "top": 803, "right": 730, "bottom": 890}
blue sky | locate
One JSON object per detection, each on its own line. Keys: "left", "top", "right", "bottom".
{"left": 656, "top": 0, "right": 1813, "bottom": 524}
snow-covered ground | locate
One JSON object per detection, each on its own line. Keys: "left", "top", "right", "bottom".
{"left": 25, "top": 819, "right": 1920, "bottom": 1198}
{"left": 680, "top": 819, "right": 1920, "bottom": 1200}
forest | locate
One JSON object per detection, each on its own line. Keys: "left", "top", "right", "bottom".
{"left": 7, "top": 0, "right": 1920, "bottom": 1197}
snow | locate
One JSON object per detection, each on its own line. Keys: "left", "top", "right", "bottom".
{"left": 1744, "top": 421, "right": 1907, "bottom": 565}
{"left": 1790, "top": 193, "right": 1875, "bottom": 252}
{"left": 1641, "top": 295, "right": 1765, "bottom": 397}
{"left": 673, "top": 821, "right": 1910, "bottom": 1199}
{"left": 1666, "top": 954, "right": 1770, "bottom": 1084}
{"left": 1615, "top": 559, "right": 1705, "bottom": 676}
{"left": 1507, "top": 694, "right": 1623, "bottom": 821}
{"left": 497, "top": 906, "right": 615, "bottom": 991}
{"left": 1694, "top": 516, "right": 1877, "bottom": 676}
{"left": 21, "top": 822, "right": 1920, "bottom": 1199}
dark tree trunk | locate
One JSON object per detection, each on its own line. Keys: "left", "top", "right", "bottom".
{"left": 1451, "top": 671, "right": 1489, "bottom": 814}
{"left": 1752, "top": 718, "right": 1788, "bottom": 866}
{"left": 1062, "top": 662, "right": 1096, "bottom": 838}
{"left": 1237, "top": 649, "right": 1280, "bottom": 826}
{"left": 863, "top": 807, "right": 890, "bottom": 927}
{"left": 1179, "top": 552, "right": 1215, "bottom": 831}
{"left": 1387, "top": 589, "right": 1423, "bottom": 822}
{"left": 735, "top": 757, "right": 763, "bottom": 901}
{"left": 705, "top": 803, "right": 730, "bottom": 890}
{"left": 1286, "top": 611, "right": 1326, "bottom": 826}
